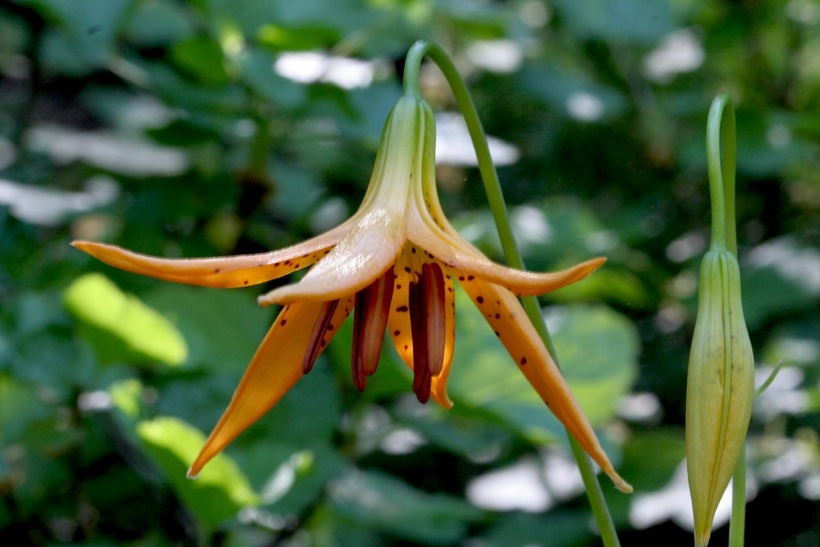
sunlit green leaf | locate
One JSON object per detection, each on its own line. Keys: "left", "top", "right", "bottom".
{"left": 64, "top": 273, "right": 188, "bottom": 366}
{"left": 109, "top": 378, "right": 143, "bottom": 419}
{"left": 137, "top": 417, "right": 259, "bottom": 528}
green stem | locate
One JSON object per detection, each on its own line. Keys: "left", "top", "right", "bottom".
{"left": 755, "top": 360, "right": 783, "bottom": 398}
{"left": 403, "top": 40, "right": 620, "bottom": 547}
{"left": 729, "top": 448, "right": 746, "bottom": 547}
{"left": 706, "top": 94, "right": 737, "bottom": 255}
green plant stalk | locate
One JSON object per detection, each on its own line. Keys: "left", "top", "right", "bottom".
{"left": 403, "top": 40, "right": 621, "bottom": 547}
{"left": 730, "top": 448, "right": 746, "bottom": 546}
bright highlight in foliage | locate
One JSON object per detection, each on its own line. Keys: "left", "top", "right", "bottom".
{"left": 73, "top": 94, "right": 630, "bottom": 493}
{"left": 64, "top": 272, "right": 188, "bottom": 366}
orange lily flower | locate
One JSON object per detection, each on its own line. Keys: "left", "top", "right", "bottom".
{"left": 73, "top": 96, "right": 631, "bottom": 493}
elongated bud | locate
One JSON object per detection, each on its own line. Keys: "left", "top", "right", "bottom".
{"left": 686, "top": 250, "right": 754, "bottom": 546}
{"left": 686, "top": 95, "right": 754, "bottom": 547}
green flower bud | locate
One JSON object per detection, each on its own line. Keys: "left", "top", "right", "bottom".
{"left": 686, "top": 248, "right": 754, "bottom": 547}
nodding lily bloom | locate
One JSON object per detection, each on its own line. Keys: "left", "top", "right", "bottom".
{"left": 73, "top": 96, "right": 631, "bottom": 493}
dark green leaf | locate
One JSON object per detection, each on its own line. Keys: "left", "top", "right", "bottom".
{"left": 327, "top": 468, "right": 485, "bottom": 544}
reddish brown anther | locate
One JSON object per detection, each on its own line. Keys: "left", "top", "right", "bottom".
{"left": 351, "top": 268, "right": 396, "bottom": 391}
{"left": 409, "top": 262, "right": 446, "bottom": 403}
{"left": 302, "top": 299, "right": 339, "bottom": 374}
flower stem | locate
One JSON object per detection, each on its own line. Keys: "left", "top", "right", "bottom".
{"left": 403, "top": 40, "right": 621, "bottom": 547}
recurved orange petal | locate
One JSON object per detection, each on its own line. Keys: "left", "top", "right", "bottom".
{"left": 71, "top": 228, "right": 348, "bottom": 288}
{"left": 188, "top": 300, "right": 337, "bottom": 477}
{"left": 459, "top": 276, "right": 632, "bottom": 493}
{"left": 406, "top": 206, "right": 606, "bottom": 297}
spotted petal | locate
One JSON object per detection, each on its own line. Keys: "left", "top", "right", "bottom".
{"left": 406, "top": 206, "right": 604, "bottom": 296}
{"left": 188, "top": 299, "right": 346, "bottom": 477}
{"left": 459, "top": 276, "right": 632, "bottom": 493}
{"left": 260, "top": 206, "right": 408, "bottom": 305}
{"left": 71, "top": 221, "right": 353, "bottom": 288}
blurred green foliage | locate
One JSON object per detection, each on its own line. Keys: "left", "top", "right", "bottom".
{"left": 0, "top": 0, "right": 817, "bottom": 544}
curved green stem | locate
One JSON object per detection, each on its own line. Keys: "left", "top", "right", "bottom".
{"left": 403, "top": 42, "right": 557, "bottom": 356}
{"left": 404, "top": 40, "right": 620, "bottom": 547}
{"left": 706, "top": 94, "right": 737, "bottom": 255}
{"left": 755, "top": 360, "right": 783, "bottom": 398}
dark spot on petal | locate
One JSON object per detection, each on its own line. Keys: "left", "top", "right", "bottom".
{"left": 280, "top": 319, "right": 287, "bottom": 326}
{"left": 396, "top": 305, "right": 409, "bottom": 312}
{"left": 494, "top": 313, "right": 501, "bottom": 319}
{"left": 520, "top": 357, "right": 527, "bottom": 365}
{"left": 393, "top": 330, "right": 400, "bottom": 336}
{"left": 476, "top": 296, "right": 484, "bottom": 304}
{"left": 467, "top": 275, "right": 474, "bottom": 281}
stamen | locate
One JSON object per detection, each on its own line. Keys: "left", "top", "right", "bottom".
{"left": 302, "top": 299, "right": 339, "bottom": 374}
{"left": 351, "top": 268, "right": 396, "bottom": 391}
{"left": 409, "top": 261, "right": 446, "bottom": 402}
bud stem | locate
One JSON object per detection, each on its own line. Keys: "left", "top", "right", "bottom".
{"left": 707, "top": 94, "right": 738, "bottom": 256}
